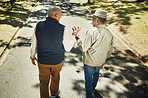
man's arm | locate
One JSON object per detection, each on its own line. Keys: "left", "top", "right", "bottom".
{"left": 30, "top": 28, "right": 38, "bottom": 65}
{"left": 63, "top": 28, "right": 76, "bottom": 52}
{"left": 72, "top": 27, "right": 92, "bottom": 52}
{"left": 76, "top": 31, "right": 92, "bottom": 52}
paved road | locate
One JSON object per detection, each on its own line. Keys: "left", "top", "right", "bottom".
{"left": 0, "top": 0, "right": 148, "bottom": 98}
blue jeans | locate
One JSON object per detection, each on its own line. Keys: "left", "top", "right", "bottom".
{"left": 84, "top": 64, "right": 102, "bottom": 98}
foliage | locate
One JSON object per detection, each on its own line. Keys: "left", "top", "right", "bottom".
{"left": 88, "top": 0, "right": 148, "bottom": 56}
{"left": 0, "top": 0, "right": 37, "bottom": 54}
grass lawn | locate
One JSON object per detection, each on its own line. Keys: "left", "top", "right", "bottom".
{"left": 86, "top": 0, "right": 148, "bottom": 60}
{"left": 0, "top": 0, "right": 37, "bottom": 55}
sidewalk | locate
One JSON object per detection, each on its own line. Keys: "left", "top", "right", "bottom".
{"left": 0, "top": 0, "right": 148, "bottom": 98}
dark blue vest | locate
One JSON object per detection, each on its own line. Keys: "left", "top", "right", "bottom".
{"left": 35, "top": 17, "right": 65, "bottom": 65}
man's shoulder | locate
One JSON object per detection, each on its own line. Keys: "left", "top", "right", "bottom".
{"left": 95, "top": 26, "right": 113, "bottom": 39}
{"left": 104, "top": 27, "right": 112, "bottom": 35}
{"left": 59, "top": 23, "right": 65, "bottom": 28}
{"left": 87, "top": 27, "right": 98, "bottom": 35}
{"left": 98, "top": 26, "right": 111, "bottom": 34}
{"left": 90, "top": 27, "right": 98, "bottom": 31}
{"left": 102, "top": 27, "right": 113, "bottom": 39}
{"left": 36, "top": 21, "right": 45, "bottom": 26}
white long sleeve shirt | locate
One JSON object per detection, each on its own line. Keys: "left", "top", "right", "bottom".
{"left": 30, "top": 28, "right": 76, "bottom": 58}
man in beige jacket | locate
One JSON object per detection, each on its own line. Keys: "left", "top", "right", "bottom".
{"left": 73, "top": 9, "right": 113, "bottom": 98}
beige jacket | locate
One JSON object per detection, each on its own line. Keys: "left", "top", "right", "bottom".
{"left": 77, "top": 25, "right": 113, "bottom": 66}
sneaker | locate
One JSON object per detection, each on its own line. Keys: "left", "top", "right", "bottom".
{"left": 50, "top": 90, "right": 60, "bottom": 98}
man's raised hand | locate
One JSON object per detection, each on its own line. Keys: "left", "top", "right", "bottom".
{"left": 72, "top": 26, "right": 81, "bottom": 36}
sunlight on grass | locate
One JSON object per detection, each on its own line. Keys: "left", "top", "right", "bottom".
{"left": 88, "top": 0, "right": 148, "bottom": 56}
{"left": 0, "top": 0, "right": 37, "bottom": 54}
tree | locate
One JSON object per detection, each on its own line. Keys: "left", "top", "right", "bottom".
{"left": 88, "top": 0, "right": 91, "bottom": 4}
{"left": 10, "top": 0, "right": 16, "bottom": 7}
{"left": 137, "top": 0, "right": 145, "bottom": 2}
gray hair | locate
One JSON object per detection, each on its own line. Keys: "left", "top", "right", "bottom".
{"left": 47, "top": 6, "right": 61, "bottom": 16}
{"left": 97, "top": 17, "right": 107, "bottom": 24}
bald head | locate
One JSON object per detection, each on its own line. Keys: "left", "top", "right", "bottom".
{"left": 48, "top": 6, "right": 61, "bottom": 16}
{"left": 47, "top": 6, "right": 62, "bottom": 21}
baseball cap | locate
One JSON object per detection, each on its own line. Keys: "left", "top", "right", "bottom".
{"left": 93, "top": 9, "right": 107, "bottom": 19}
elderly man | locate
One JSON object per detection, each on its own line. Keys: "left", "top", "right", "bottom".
{"left": 73, "top": 9, "right": 113, "bottom": 98}
{"left": 30, "top": 6, "right": 76, "bottom": 98}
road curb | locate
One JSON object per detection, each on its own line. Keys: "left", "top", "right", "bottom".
{"left": 108, "top": 27, "right": 148, "bottom": 66}
{"left": 0, "top": 2, "right": 39, "bottom": 67}
{"left": 0, "top": 28, "right": 23, "bottom": 66}
{"left": 80, "top": 3, "right": 148, "bottom": 65}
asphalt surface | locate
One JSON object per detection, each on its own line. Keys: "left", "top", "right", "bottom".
{"left": 0, "top": 0, "right": 148, "bottom": 98}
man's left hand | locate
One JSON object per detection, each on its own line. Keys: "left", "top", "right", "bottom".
{"left": 72, "top": 26, "right": 81, "bottom": 36}
{"left": 30, "top": 57, "right": 38, "bottom": 66}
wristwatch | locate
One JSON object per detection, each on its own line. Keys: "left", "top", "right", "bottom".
{"left": 75, "top": 36, "right": 79, "bottom": 40}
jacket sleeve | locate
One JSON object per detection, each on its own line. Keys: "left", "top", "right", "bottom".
{"left": 77, "top": 31, "right": 92, "bottom": 52}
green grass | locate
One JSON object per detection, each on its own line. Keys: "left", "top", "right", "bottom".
{"left": 87, "top": 0, "right": 148, "bottom": 57}
{"left": 0, "top": 0, "right": 37, "bottom": 55}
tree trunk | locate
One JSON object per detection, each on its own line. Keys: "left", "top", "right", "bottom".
{"left": 10, "top": 0, "right": 16, "bottom": 9}
{"left": 10, "top": 0, "right": 16, "bottom": 5}
{"left": 137, "top": 0, "right": 145, "bottom": 2}
{"left": 88, "top": 0, "right": 91, "bottom": 4}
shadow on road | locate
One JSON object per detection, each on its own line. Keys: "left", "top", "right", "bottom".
{"left": 2, "top": 0, "right": 146, "bottom": 97}
{"left": 70, "top": 47, "right": 148, "bottom": 98}
{"left": 32, "top": 83, "right": 40, "bottom": 89}
{"left": 0, "top": 1, "right": 34, "bottom": 27}
{"left": 29, "top": 1, "right": 148, "bottom": 97}
{"left": 31, "top": 0, "right": 91, "bottom": 21}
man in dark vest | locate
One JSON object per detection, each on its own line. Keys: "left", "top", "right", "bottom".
{"left": 30, "top": 6, "right": 78, "bottom": 98}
